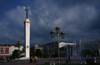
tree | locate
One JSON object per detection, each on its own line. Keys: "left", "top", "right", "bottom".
{"left": 49, "top": 49, "right": 53, "bottom": 58}
{"left": 41, "top": 50, "right": 44, "bottom": 58}
{"left": 43, "top": 49, "right": 48, "bottom": 58}
{"left": 10, "top": 50, "right": 22, "bottom": 59}
{"left": 35, "top": 49, "right": 42, "bottom": 57}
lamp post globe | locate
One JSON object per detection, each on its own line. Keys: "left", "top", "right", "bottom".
{"left": 50, "top": 30, "right": 55, "bottom": 38}
{"left": 50, "top": 26, "right": 65, "bottom": 65}
{"left": 61, "top": 31, "right": 66, "bottom": 39}
{"left": 55, "top": 26, "right": 60, "bottom": 34}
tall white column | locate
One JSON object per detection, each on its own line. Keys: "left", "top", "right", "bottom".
{"left": 24, "top": 19, "right": 30, "bottom": 58}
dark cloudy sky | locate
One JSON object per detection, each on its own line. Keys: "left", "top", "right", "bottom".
{"left": 0, "top": 0, "right": 100, "bottom": 47}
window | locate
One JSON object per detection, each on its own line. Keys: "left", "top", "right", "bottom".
{"left": 3, "top": 48, "right": 5, "bottom": 53}
{"left": 0, "top": 48, "right": 1, "bottom": 53}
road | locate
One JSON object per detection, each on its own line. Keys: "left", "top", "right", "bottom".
{"left": 1, "top": 57, "right": 100, "bottom": 65}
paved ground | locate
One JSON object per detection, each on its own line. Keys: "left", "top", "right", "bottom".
{"left": 0, "top": 57, "right": 100, "bottom": 65}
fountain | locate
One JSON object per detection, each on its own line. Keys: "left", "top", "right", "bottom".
{"left": 55, "top": 40, "right": 87, "bottom": 61}
{"left": 60, "top": 39, "right": 86, "bottom": 61}
{"left": 72, "top": 39, "right": 83, "bottom": 60}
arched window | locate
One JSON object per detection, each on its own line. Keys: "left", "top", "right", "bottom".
{"left": 3, "top": 48, "right": 5, "bottom": 53}
{"left": 0, "top": 48, "right": 1, "bottom": 53}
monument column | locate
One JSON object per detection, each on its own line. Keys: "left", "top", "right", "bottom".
{"left": 23, "top": 7, "right": 30, "bottom": 59}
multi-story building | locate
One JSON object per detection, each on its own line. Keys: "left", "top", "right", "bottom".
{"left": 81, "top": 41, "right": 100, "bottom": 57}
{"left": 0, "top": 46, "right": 9, "bottom": 58}
{"left": 0, "top": 44, "right": 23, "bottom": 59}
{"left": 0, "top": 44, "right": 25, "bottom": 59}
{"left": 4, "top": 44, "right": 24, "bottom": 56}
{"left": 43, "top": 42, "right": 76, "bottom": 57}
{"left": 43, "top": 42, "right": 58, "bottom": 55}
{"left": 43, "top": 41, "right": 100, "bottom": 58}
{"left": 30, "top": 44, "right": 43, "bottom": 57}
{"left": 34, "top": 44, "right": 43, "bottom": 53}
{"left": 63, "top": 41, "right": 100, "bottom": 58}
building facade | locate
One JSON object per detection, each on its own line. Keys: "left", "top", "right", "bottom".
{"left": 43, "top": 42, "right": 76, "bottom": 57}
{"left": 81, "top": 41, "right": 100, "bottom": 57}
{"left": 63, "top": 41, "right": 100, "bottom": 58}
{"left": 34, "top": 44, "right": 43, "bottom": 53}
{"left": 43, "top": 41, "right": 100, "bottom": 58}
{"left": 43, "top": 42, "right": 58, "bottom": 56}
{"left": 0, "top": 46, "right": 9, "bottom": 58}
{"left": 5, "top": 44, "right": 24, "bottom": 56}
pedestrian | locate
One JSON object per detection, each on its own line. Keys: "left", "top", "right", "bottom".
{"left": 50, "top": 55, "right": 52, "bottom": 60}
{"left": 86, "top": 55, "right": 95, "bottom": 65}
{"left": 69, "top": 55, "right": 71, "bottom": 62}
{"left": 94, "top": 56, "right": 96, "bottom": 63}
{"left": 86, "top": 55, "right": 91, "bottom": 65}
{"left": 34, "top": 56, "right": 37, "bottom": 63}
{"left": 92, "top": 56, "right": 96, "bottom": 65}
{"left": 66, "top": 56, "right": 69, "bottom": 63}
{"left": 30, "top": 56, "right": 33, "bottom": 63}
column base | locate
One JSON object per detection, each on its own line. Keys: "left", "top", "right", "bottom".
{"left": 20, "top": 57, "right": 29, "bottom": 60}
{"left": 15, "top": 57, "right": 29, "bottom": 60}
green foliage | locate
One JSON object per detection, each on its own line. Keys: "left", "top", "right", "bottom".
{"left": 9, "top": 50, "right": 22, "bottom": 59}
{"left": 35, "top": 49, "right": 42, "bottom": 57}
{"left": 43, "top": 49, "right": 48, "bottom": 58}
{"left": 34, "top": 48, "right": 48, "bottom": 58}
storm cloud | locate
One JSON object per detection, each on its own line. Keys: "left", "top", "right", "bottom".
{"left": 0, "top": 0, "right": 100, "bottom": 46}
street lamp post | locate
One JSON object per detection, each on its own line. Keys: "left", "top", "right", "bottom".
{"left": 50, "top": 26, "right": 65, "bottom": 65}
{"left": 17, "top": 40, "right": 22, "bottom": 65}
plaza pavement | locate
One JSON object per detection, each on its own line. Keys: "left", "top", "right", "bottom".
{"left": 0, "top": 57, "right": 100, "bottom": 65}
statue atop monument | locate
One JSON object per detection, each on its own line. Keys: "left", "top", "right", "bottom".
{"left": 23, "top": 7, "right": 29, "bottom": 19}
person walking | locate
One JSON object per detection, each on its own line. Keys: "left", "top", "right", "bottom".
{"left": 34, "top": 56, "right": 37, "bottom": 63}
{"left": 93, "top": 56, "right": 96, "bottom": 65}
{"left": 94, "top": 56, "right": 96, "bottom": 63}
{"left": 86, "top": 55, "right": 91, "bottom": 65}
{"left": 69, "top": 55, "right": 71, "bottom": 62}
{"left": 30, "top": 56, "right": 33, "bottom": 63}
{"left": 66, "top": 56, "right": 69, "bottom": 63}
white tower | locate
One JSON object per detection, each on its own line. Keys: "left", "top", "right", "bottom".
{"left": 23, "top": 7, "right": 30, "bottom": 59}
{"left": 24, "top": 19, "right": 30, "bottom": 58}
